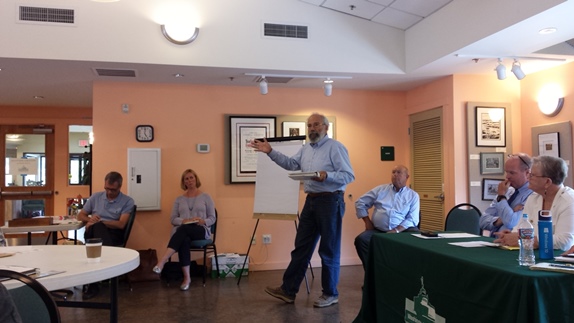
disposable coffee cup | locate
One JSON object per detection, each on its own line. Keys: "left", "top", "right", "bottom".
{"left": 85, "top": 238, "right": 102, "bottom": 263}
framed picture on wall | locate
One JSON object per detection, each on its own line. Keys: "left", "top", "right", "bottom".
{"left": 282, "top": 121, "right": 306, "bottom": 137}
{"left": 482, "top": 178, "right": 504, "bottom": 200}
{"left": 475, "top": 106, "right": 506, "bottom": 147}
{"left": 229, "top": 116, "right": 275, "bottom": 183}
{"left": 538, "top": 132, "right": 560, "bottom": 157}
{"left": 480, "top": 152, "right": 504, "bottom": 175}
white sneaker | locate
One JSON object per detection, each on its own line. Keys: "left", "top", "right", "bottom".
{"left": 313, "top": 294, "right": 338, "bottom": 308}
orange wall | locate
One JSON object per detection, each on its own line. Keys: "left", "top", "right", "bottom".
{"left": 520, "top": 61, "right": 574, "bottom": 154}
{"left": 91, "top": 83, "right": 408, "bottom": 270}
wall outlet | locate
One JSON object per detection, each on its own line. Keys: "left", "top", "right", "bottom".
{"left": 262, "top": 234, "right": 272, "bottom": 244}
{"left": 251, "top": 237, "right": 256, "bottom": 245}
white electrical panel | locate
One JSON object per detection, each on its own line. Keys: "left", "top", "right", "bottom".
{"left": 128, "top": 148, "right": 161, "bottom": 211}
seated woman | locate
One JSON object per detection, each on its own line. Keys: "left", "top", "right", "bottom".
{"left": 495, "top": 155, "right": 574, "bottom": 251}
{"left": 153, "top": 169, "right": 216, "bottom": 291}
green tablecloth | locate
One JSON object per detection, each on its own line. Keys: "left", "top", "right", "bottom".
{"left": 354, "top": 233, "right": 574, "bottom": 323}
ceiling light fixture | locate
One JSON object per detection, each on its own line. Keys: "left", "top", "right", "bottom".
{"left": 539, "top": 27, "right": 557, "bottom": 35}
{"left": 324, "top": 78, "right": 333, "bottom": 97}
{"left": 161, "top": 24, "right": 199, "bottom": 45}
{"left": 495, "top": 58, "right": 506, "bottom": 80}
{"left": 511, "top": 59, "right": 526, "bottom": 80}
{"left": 259, "top": 76, "right": 268, "bottom": 95}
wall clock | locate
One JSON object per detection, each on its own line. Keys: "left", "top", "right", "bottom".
{"left": 136, "top": 125, "right": 154, "bottom": 142}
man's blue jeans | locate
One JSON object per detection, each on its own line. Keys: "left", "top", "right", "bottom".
{"left": 281, "top": 192, "right": 345, "bottom": 297}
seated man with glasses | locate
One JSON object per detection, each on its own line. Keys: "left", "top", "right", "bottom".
{"left": 479, "top": 153, "right": 533, "bottom": 236}
{"left": 76, "top": 171, "right": 135, "bottom": 299}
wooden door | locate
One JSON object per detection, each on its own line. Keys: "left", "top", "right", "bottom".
{"left": 410, "top": 108, "right": 444, "bottom": 231}
{"left": 0, "top": 125, "right": 55, "bottom": 225}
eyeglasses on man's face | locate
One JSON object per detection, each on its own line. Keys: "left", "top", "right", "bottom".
{"left": 307, "top": 122, "right": 325, "bottom": 129}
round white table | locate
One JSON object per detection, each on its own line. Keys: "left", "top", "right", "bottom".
{"left": 1, "top": 245, "right": 139, "bottom": 323}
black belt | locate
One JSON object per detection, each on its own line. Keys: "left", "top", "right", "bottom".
{"left": 307, "top": 190, "right": 343, "bottom": 197}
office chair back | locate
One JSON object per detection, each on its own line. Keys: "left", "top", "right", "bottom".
{"left": 189, "top": 209, "right": 219, "bottom": 285}
{"left": 444, "top": 203, "right": 482, "bottom": 235}
{"left": 118, "top": 205, "right": 137, "bottom": 248}
{"left": 0, "top": 269, "right": 61, "bottom": 323}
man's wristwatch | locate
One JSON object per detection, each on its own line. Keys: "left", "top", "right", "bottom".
{"left": 497, "top": 195, "right": 507, "bottom": 202}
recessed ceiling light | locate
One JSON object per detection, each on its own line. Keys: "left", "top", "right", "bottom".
{"left": 539, "top": 27, "right": 557, "bottom": 35}
{"left": 174, "top": 73, "right": 184, "bottom": 78}
{"left": 33, "top": 96, "right": 44, "bottom": 99}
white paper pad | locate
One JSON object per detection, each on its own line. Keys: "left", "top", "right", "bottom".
{"left": 449, "top": 241, "right": 498, "bottom": 248}
{"left": 287, "top": 172, "right": 319, "bottom": 181}
{"left": 439, "top": 233, "right": 481, "bottom": 238}
{"left": 554, "top": 256, "right": 574, "bottom": 263}
{"left": 412, "top": 234, "right": 443, "bottom": 239}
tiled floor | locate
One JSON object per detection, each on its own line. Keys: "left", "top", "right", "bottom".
{"left": 57, "top": 265, "right": 364, "bottom": 323}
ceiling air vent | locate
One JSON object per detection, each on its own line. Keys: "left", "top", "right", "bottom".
{"left": 19, "top": 6, "right": 74, "bottom": 24}
{"left": 94, "top": 68, "right": 137, "bottom": 78}
{"left": 264, "top": 23, "right": 308, "bottom": 39}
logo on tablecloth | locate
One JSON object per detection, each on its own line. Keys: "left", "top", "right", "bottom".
{"left": 405, "top": 276, "right": 445, "bottom": 323}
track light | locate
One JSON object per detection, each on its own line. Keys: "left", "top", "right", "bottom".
{"left": 259, "top": 77, "right": 268, "bottom": 95}
{"left": 495, "top": 59, "right": 506, "bottom": 80}
{"left": 511, "top": 59, "right": 526, "bottom": 80}
{"left": 324, "top": 78, "right": 333, "bottom": 97}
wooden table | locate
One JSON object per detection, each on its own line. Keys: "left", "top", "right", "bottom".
{"left": 1, "top": 245, "right": 139, "bottom": 323}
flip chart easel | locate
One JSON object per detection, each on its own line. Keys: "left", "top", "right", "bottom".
{"left": 237, "top": 136, "right": 314, "bottom": 291}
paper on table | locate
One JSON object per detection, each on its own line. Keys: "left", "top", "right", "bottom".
{"left": 411, "top": 233, "right": 443, "bottom": 239}
{"left": 530, "top": 262, "right": 574, "bottom": 274}
{"left": 288, "top": 172, "right": 320, "bottom": 181}
{"left": 439, "top": 233, "right": 481, "bottom": 238}
{"left": 31, "top": 270, "right": 65, "bottom": 279}
{"left": 0, "top": 265, "right": 37, "bottom": 275}
{"left": 449, "top": 241, "right": 496, "bottom": 248}
{"left": 0, "top": 253, "right": 14, "bottom": 258}
{"left": 554, "top": 256, "right": 574, "bottom": 263}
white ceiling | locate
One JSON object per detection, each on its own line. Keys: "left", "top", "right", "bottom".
{"left": 0, "top": 0, "right": 573, "bottom": 108}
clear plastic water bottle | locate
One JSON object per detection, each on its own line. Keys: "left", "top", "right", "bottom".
{"left": 518, "top": 213, "right": 535, "bottom": 266}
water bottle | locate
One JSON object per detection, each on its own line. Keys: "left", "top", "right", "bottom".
{"left": 518, "top": 213, "right": 535, "bottom": 266}
{"left": 0, "top": 229, "right": 7, "bottom": 247}
{"left": 538, "top": 210, "right": 553, "bottom": 260}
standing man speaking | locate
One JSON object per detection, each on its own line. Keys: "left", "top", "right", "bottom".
{"left": 250, "top": 113, "right": 354, "bottom": 308}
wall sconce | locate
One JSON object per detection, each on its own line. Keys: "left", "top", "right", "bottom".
{"left": 161, "top": 24, "right": 199, "bottom": 45}
{"left": 511, "top": 59, "right": 526, "bottom": 80}
{"left": 495, "top": 59, "right": 506, "bottom": 80}
{"left": 538, "top": 84, "right": 564, "bottom": 116}
{"left": 259, "top": 77, "right": 268, "bottom": 95}
{"left": 324, "top": 78, "right": 333, "bottom": 97}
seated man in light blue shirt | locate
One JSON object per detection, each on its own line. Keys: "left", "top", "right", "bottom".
{"left": 354, "top": 165, "right": 420, "bottom": 270}
{"left": 76, "top": 171, "right": 134, "bottom": 299}
{"left": 479, "top": 153, "right": 533, "bottom": 237}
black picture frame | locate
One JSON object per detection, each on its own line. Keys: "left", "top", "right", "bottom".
{"left": 229, "top": 116, "right": 275, "bottom": 183}
{"left": 475, "top": 106, "right": 506, "bottom": 147}
{"left": 482, "top": 178, "right": 504, "bottom": 201}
